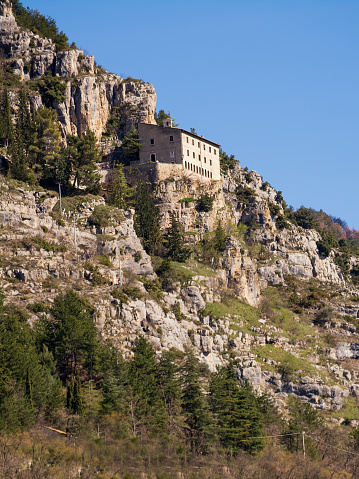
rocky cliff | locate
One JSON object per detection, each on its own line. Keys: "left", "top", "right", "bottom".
{"left": 1, "top": 0, "right": 359, "bottom": 425}
{"left": 0, "top": 0, "right": 156, "bottom": 139}
{"left": 1, "top": 168, "right": 359, "bottom": 419}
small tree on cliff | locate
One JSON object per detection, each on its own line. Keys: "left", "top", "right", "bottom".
{"left": 106, "top": 164, "right": 132, "bottom": 209}
{"left": 121, "top": 126, "right": 142, "bottom": 164}
{"left": 134, "top": 181, "right": 162, "bottom": 254}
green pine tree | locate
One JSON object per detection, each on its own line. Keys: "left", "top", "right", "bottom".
{"left": 181, "top": 349, "right": 215, "bottom": 452}
{"left": 209, "top": 363, "right": 265, "bottom": 453}
{"left": 213, "top": 221, "right": 227, "bottom": 252}
{"left": 121, "top": 126, "right": 142, "bottom": 164}
{"left": 0, "top": 87, "right": 14, "bottom": 147}
{"left": 128, "top": 336, "right": 167, "bottom": 434}
{"left": 29, "top": 106, "right": 61, "bottom": 182}
{"left": 165, "top": 214, "right": 191, "bottom": 262}
{"left": 71, "top": 130, "right": 101, "bottom": 193}
{"left": 106, "top": 163, "right": 132, "bottom": 208}
{"left": 134, "top": 181, "right": 162, "bottom": 254}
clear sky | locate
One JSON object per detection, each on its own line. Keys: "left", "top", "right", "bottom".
{"left": 22, "top": 0, "right": 359, "bottom": 229}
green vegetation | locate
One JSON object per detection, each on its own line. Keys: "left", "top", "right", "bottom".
{"left": 219, "top": 148, "right": 238, "bottom": 174}
{"left": 134, "top": 181, "right": 162, "bottom": 254}
{"left": 10, "top": 0, "right": 69, "bottom": 50}
{"left": 154, "top": 109, "right": 178, "bottom": 127}
{"left": 121, "top": 126, "right": 142, "bottom": 164}
{"left": 30, "top": 72, "right": 66, "bottom": 106}
{"left": 105, "top": 163, "right": 132, "bottom": 209}
{"left": 236, "top": 186, "right": 256, "bottom": 204}
{"left": 88, "top": 204, "right": 123, "bottom": 228}
{"left": 197, "top": 193, "right": 214, "bottom": 212}
{"left": 165, "top": 214, "right": 191, "bottom": 262}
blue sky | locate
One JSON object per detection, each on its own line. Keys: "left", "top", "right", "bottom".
{"left": 23, "top": 0, "right": 359, "bottom": 228}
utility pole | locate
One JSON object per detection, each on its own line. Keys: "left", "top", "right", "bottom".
{"left": 58, "top": 183, "right": 62, "bottom": 217}
{"left": 73, "top": 214, "right": 77, "bottom": 258}
{"left": 117, "top": 244, "right": 122, "bottom": 285}
{"left": 302, "top": 431, "right": 306, "bottom": 458}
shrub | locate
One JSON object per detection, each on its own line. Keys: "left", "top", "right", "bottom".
{"left": 111, "top": 289, "right": 129, "bottom": 304}
{"left": 88, "top": 205, "right": 123, "bottom": 228}
{"left": 27, "top": 301, "right": 50, "bottom": 313}
{"left": 122, "top": 286, "right": 143, "bottom": 300}
{"left": 196, "top": 193, "right": 214, "bottom": 212}
{"left": 236, "top": 186, "right": 255, "bottom": 204}
{"left": 268, "top": 202, "right": 281, "bottom": 217}
{"left": 40, "top": 225, "right": 48, "bottom": 233}
{"left": 313, "top": 307, "right": 335, "bottom": 326}
{"left": 99, "top": 254, "right": 112, "bottom": 267}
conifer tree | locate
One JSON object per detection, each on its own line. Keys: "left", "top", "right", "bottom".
{"left": 157, "top": 351, "right": 183, "bottom": 433}
{"left": 106, "top": 163, "right": 132, "bottom": 208}
{"left": 29, "top": 106, "right": 61, "bottom": 182}
{"left": 181, "top": 349, "right": 215, "bottom": 452}
{"left": 134, "top": 181, "right": 162, "bottom": 254}
{"left": 165, "top": 214, "right": 191, "bottom": 262}
{"left": 0, "top": 87, "right": 14, "bottom": 147}
{"left": 37, "top": 289, "right": 98, "bottom": 380}
{"left": 121, "top": 126, "right": 142, "bottom": 164}
{"left": 67, "top": 372, "right": 84, "bottom": 414}
{"left": 128, "top": 336, "right": 167, "bottom": 434}
{"left": 72, "top": 130, "right": 101, "bottom": 193}
{"left": 213, "top": 221, "right": 227, "bottom": 252}
{"left": 209, "top": 363, "right": 265, "bottom": 452}
{"left": 16, "top": 88, "right": 33, "bottom": 153}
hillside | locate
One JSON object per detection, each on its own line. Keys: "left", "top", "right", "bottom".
{"left": 1, "top": 1, "right": 359, "bottom": 477}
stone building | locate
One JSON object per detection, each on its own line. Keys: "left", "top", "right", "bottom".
{"left": 138, "top": 119, "right": 221, "bottom": 181}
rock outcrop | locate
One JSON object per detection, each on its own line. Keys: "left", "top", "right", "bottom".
{"left": 0, "top": 1, "right": 156, "bottom": 139}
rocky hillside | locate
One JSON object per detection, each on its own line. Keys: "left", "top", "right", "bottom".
{"left": 1, "top": 0, "right": 359, "bottom": 435}
{"left": 0, "top": 0, "right": 156, "bottom": 140}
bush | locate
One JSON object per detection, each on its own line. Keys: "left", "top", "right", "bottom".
{"left": 196, "top": 193, "right": 214, "bottom": 212}
{"left": 111, "top": 289, "right": 129, "bottom": 304}
{"left": 268, "top": 202, "right": 281, "bottom": 216}
{"left": 313, "top": 307, "right": 335, "bottom": 326}
{"left": 31, "top": 72, "right": 66, "bottom": 107}
{"left": 99, "top": 254, "right": 112, "bottom": 267}
{"left": 122, "top": 286, "right": 143, "bottom": 300}
{"left": 88, "top": 205, "right": 123, "bottom": 228}
{"left": 27, "top": 301, "right": 51, "bottom": 313}
{"left": 236, "top": 186, "right": 255, "bottom": 204}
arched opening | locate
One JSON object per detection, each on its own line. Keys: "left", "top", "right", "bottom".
{"left": 150, "top": 153, "right": 156, "bottom": 162}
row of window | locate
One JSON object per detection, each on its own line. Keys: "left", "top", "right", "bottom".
{"left": 184, "top": 161, "right": 213, "bottom": 178}
{"left": 186, "top": 136, "right": 216, "bottom": 154}
{"left": 187, "top": 150, "right": 212, "bottom": 165}
{"left": 150, "top": 136, "right": 174, "bottom": 145}
{"left": 149, "top": 137, "right": 216, "bottom": 155}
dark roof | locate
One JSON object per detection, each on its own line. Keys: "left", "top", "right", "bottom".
{"left": 138, "top": 123, "right": 220, "bottom": 148}
{"left": 179, "top": 128, "right": 220, "bottom": 148}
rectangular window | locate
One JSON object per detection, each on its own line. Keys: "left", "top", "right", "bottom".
{"left": 150, "top": 139, "right": 155, "bottom": 145}
{"left": 214, "top": 149, "right": 216, "bottom": 155}
{"left": 203, "top": 145, "right": 206, "bottom": 150}
{"left": 192, "top": 139, "right": 194, "bottom": 145}
{"left": 210, "top": 159, "right": 212, "bottom": 165}
{"left": 198, "top": 155, "right": 201, "bottom": 160}
{"left": 187, "top": 150, "right": 189, "bottom": 156}
{"left": 170, "top": 135, "right": 174, "bottom": 142}
{"left": 187, "top": 137, "right": 189, "bottom": 143}
{"left": 209, "top": 146, "right": 211, "bottom": 153}
{"left": 204, "top": 157, "right": 206, "bottom": 163}
{"left": 193, "top": 152, "right": 195, "bottom": 158}
{"left": 198, "top": 142, "right": 200, "bottom": 148}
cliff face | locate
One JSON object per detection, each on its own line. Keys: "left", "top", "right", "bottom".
{"left": 0, "top": 1, "right": 156, "bottom": 139}
{"left": 1, "top": 177, "right": 359, "bottom": 414}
